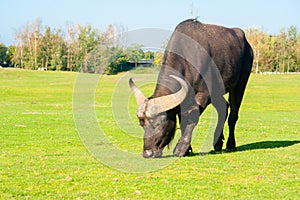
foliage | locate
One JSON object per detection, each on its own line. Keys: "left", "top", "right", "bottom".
{"left": 245, "top": 26, "right": 300, "bottom": 73}
{"left": 4, "top": 19, "right": 155, "bottom": 74}
{"left": 0, "top": 43, "right": 9, "bottom": 66}
{"left": 2, "top": 18, "right": 300, "bottom": 73}
{"left": 153, "top": 51, "right": 164, "bottom": 67}
{"left": 0, "top": 69, "right": 299, "bottom": 199}
{"left": 107, "top": 48, "right": 130, "bottom": 74}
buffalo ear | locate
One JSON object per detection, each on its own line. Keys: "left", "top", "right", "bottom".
{"left": 129, "top": 78, "right": 147, "bottom": 107}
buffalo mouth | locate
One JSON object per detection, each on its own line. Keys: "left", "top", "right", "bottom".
{"left": 143, "top": 148, "right": 163, "bottom": 158}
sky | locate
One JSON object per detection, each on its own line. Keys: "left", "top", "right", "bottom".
{"left": 1, "top": 0, "right": 299, "bottom": 46}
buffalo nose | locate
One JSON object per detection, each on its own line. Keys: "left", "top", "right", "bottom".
{"left": 143, "top": 150, "right": 153, "bottom": 158}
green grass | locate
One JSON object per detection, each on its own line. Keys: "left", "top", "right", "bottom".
{"left": 0, "top": 68, "right": 299, "bottom": 199}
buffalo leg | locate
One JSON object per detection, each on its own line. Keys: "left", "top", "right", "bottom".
{"left": 174, "top": 107, "right": 200, "bottom": 157}
{"left": 211, "top": 96, "right": 228, "bottom": 151}
{"left": 227, "top": 85, "right": 247, "bottom": 152}
{"left": 227, "top": 44, "right": 252, "bottom": 152}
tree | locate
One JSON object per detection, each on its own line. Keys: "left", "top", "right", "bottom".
{"left": 287, "top": 26, "right": 298, "bottom": 72}
{"left": 126, "top": 44, "right": 144, "bottom": 68}
{"left": 144, "top": 51, "right": 154, "bottom": 60}
{"left": 107, "top": 48, "right": 129, "bottom": 74}
{"left": 13, "top": 29, "right": 24, "bottom": 68}
{"left": 78, "top": 24, "right": 101, "bottom": 72}
{"left": 32, "top": 18, "right": 42, "bottom": 70}
{"left": 40, "top": 26, "right": 52, "bottom": 69}
{"left": 245, "top": 28, "right": 265, "bottom": 73}
{"left": 12, "top": 18, "right": 42, "bottom": 69}
{"left": 0, "top": 43, "right": 8, "bottom": 66}
{"left": 245, "top": 27, "right": 300, "bottom": 73}
{"left": 65, "top": 22, "right": 80, "bottom": 71}
{"left": 7, "top": 46, "right": 16, "bottom": 67}
{"left": 153, "top": 51, "right": 163, "bottom": 67}
{"left": 295, "top": 35, "right": 300, "bottom": 71}
{"left": 49, "top": 29, "right": 65, "bottom": 71}
{"left": 264, "top": 35, "right": 278, "bottom": 72}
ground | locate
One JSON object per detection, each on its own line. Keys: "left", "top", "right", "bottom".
{"left": 0, "top": 68, "right": 299, "bottom": 199}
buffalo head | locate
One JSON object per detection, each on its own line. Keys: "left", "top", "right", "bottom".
{"left": 129, "top": 75, "right": 188, "bottom": 158}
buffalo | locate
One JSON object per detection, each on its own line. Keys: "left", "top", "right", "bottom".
{"left": 129, "top": 19, "right": 253, "bottom": 158}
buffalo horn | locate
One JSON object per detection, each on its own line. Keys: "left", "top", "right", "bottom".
{"left": 129, "top": 78, "right": 147, "bottom": 106}
{"left": 146, "top": 75, "right": 188, "bottom": 117}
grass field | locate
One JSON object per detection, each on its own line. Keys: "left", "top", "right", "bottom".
{"left": 0, "top": 68, "right": 299, "bottom": 199}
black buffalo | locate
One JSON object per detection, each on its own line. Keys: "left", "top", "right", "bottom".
{"left": 129, "top": 19, "right": 253, "bottom": 158}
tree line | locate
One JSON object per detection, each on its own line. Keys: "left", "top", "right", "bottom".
{"left": 245, "top": 26, "right": 300, "bottom": 73}
{"left": 0, "top": 19, "right": 299, "bottom": 73}
{"left": 0, "top": 19, "right": 160, "bottom": 74}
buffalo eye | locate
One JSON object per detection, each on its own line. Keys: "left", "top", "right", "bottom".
{"left": 139, "top": 119, "right": 145, "bottom": 126}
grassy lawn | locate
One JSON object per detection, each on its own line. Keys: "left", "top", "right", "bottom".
{"left": 0, "top": 68, "right": 299, "bottom": 199}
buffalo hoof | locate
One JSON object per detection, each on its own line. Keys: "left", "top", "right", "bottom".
{"left": 214, "top": 145, "right": 223, "bottom": 152}
{"left": 226, "top": 140, "right": 236, "bottom": 152}
{"left": 214, "top": 136, "right": 224, "bottom": 152}
{"left": 226, "top": 147, "right": 237, "bottom": 152}
{"left": 214, "top": 142, "right": 223, "bottom": 152}
{"left": 173, "top": 143, "right": 192, "bottom": 157}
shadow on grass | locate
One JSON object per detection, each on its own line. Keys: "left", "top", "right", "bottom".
{"left": 185, "top": 140, "right": 300, "bottom": 157}
{"left": 236, "top": 140, "right": 300, "bottom": 151}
